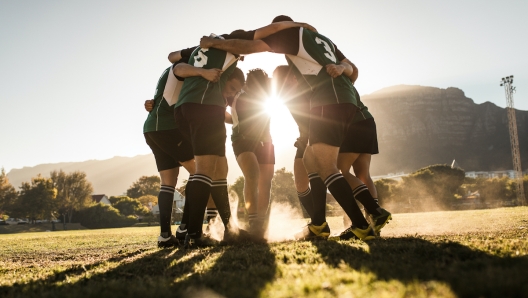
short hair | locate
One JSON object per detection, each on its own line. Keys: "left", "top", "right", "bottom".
{"left": 228, "top": 67, "right": 245, "bottom": 85}
{"left": 246, "top": 68, "right": 270, "bottom": 97}
{"left": 272, "top": 15, "right": 293, "bottom": 23}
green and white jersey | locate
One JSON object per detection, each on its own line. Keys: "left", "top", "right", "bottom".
{"left": 175, "top": 38, "right": 239, "bottom": 108}
{"left": 143, "top": 67, "right": 178, "bottom": 133}
{"left": 231, "top": 91, "right": 271, "bottom": 143}
{"left": 263, "top": 28, "right": 358, "bottom": 109}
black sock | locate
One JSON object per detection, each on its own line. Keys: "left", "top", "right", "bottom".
{"left": 325, "top": 173, "right": 369, "bottom": 229}
{"left": 352, "top": 185, "right": 381, "bottom": 216}
{"left": 180, "top": 175, "right": 193, "bottom": 230}
{"left": 185, "top": 174, "right": 212, "bottom": 238}
{"left": 158, "top": 185, "right": 175, "bottom": 235}
{"left": 206, "top": 207, "right": 218, "bottom": 223}
{"left": 308, "top": 173, "right": 327, "bottom": 225}
{"left": 210, "top": 179, "right": 231, "bottom": 228}
{"left": 297, "top": 188, "right": 314, "bottom": 218}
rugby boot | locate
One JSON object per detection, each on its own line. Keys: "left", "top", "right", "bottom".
{"left": 183, "top": 233, "right": 217, "bottom": 249}
{"left": 175, "top": 225, "right": 187, "bottom": 241}
{"left": 294, "top": 222, "right": 330, "bottom": 240}
{"left": 370, "top": 208, "right": 392, "bottom": 234}
{"left": 330, "top": 225, "right": 376, "bottom": 241}
{"left": 157, "top": 234, "right": 179, "bottom": 248}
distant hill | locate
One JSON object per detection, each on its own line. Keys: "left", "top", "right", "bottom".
{"left": 364, "top": 85, "right": 528, "bottom": 175}
{"left": 7, "top": 85, "right": 527, "bottom": 195}
{"left": 7, "top": 155, "right": 163, "bottom": 197}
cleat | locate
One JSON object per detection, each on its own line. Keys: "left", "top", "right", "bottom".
{"left": 175, "top": 225, "right": 187, "bottom": 240}
{"left": 330, "top": 226, "right": 376, "bottom": 241}
{"left": 157, "top": 235, "right": 179, "bottom": 248}
{"left": 294, "top": 222, "right": 330, "bottom": 241}
{"left": 183, "top": 233, "right": 217, "bottom": 249}
{"left": 248, "top": 218, "right": 267, "bottom": 241}
{"left": 370, "top": 208, "right": 392, "bottom": 234}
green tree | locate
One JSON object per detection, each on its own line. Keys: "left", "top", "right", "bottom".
{"left": 77, "top": 203, "right": 137, "bottom": 229}
{"left": 17, "top": 175, "right": 57, "bottom": 221}
{"left": 373, "top": 178, "right": 398, "bottom": 205}
{"left": 111, "top": 196, "right": 149, "bottom": 216}
{"left": 126, "top": 176, "right": 160, "bottom": 198}
{"left": 0, "top": 168, "right": 18, "bottom": 217}
{"left": 138, "top": 195, "right": 158, "bottom": 208}
{"left": 50, "top": 170, "right": 94, "bottom": 224}
{"left": 271, "top": 168, "right": 301, "bottom": 211}
{"left": 229, "top": 176, "right": 245, "bottom": 209}
{"left": 402, "top": 165, "right": 464, "bottom": 204}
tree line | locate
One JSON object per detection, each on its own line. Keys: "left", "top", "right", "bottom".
{"left": 375, "top": 164, "right": 528, "bottom": 213}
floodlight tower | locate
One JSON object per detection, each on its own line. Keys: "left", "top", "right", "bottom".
{"left": 500, "top": 75, "right": 526, "bottom": 205}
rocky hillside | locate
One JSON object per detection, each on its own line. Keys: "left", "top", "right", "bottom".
{"left": 364, "top": 85, "right": 528, "bottom": 175}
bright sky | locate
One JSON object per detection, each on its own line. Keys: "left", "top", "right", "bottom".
{"left": 1, "top": 0, "right": 527, "bottom": 178}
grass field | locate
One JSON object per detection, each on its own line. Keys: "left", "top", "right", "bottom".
{"left": 1, "top": 207, "right": 527, "bottom": 298}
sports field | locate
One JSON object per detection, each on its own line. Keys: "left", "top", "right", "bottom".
{"left": 1, "top": 207, "right": 527, "bottom": 298}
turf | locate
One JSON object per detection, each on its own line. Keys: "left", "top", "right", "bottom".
{"left": 1, "top": 207, "right": 527, "bottom": 298}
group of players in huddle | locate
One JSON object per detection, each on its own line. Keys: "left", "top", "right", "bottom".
{"left": 143, "top": 15, "right": 392, "bottom": 249}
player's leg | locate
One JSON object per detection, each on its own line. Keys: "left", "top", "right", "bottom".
{"left": 236, "top": 151, "right": 260, "bottom": 227}
{"left": 337, "top": 152, "right": 360, "bottom": 228}
{"left": 352, "top": 153, "right": 390, "bottom": 233}
{"left": 352, "top": 154, "right": 377, "bottom": 199}
{"left": 338, "top": 118, "right": 391, "bottom": 235}
{"left": 255, "top": 142, "right": 275, "bottom": 239}
{"left": 177, "top": 103, "right": 225, "bottom": 248}
{"left": 144, "top": 131, "right": 181, "bottom": 247}
{"left": 293, "top": 142, "right": 314, "bottom": 219}
{"left": 303, "top": 146, "right": 327, "bottom": 225}
{"left": 310, "top": 104, "right": 374, "bottom": 240}
{"left": 210, "top": 156, "right": 231, "bottom": 230}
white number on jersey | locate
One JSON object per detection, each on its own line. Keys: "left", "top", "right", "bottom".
{"left": 193, "top": 48, "right": 209, "bottom": 67}
{"left": 315, "top": 37, "right": 336, "bottom": 63}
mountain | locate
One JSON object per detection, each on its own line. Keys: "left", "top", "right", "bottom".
{"left": 7, "top": 85, "right": 527, "bottom": 194}
{"left": 7, "top": 155, "right": 162, "bottom": 197}
{"left": 364, "top": 85, "right": 528, "bottom": 175}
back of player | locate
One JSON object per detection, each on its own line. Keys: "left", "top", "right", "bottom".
{"left": 144, "top": 64, "right": 194, "bottom": 248}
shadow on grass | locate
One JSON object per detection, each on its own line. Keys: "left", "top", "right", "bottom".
{"left": 312, "top": 237, "right": 528, "bottom": 298}
{"left": 0, "top": 242, "right": 276, "bottom": 298}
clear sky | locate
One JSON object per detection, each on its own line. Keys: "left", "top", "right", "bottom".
{"left": 1, "top": 0, "right": 527, "bottom": 176}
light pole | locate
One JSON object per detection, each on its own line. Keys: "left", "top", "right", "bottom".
{"left": 500, "top": 76, "right": 525, "bottom": 206}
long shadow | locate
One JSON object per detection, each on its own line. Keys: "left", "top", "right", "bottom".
{"left": 312, "top": 237, "right": 528, "bottom": 298}
{"left": 174, "top": 242, "right": 277, "bottom": 297}
{"left": 1, "top": 242, "right": 277, "bottom": 298}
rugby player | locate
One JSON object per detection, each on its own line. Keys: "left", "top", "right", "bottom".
{"left": 229, "top": 69, "right": 275, "bottom": 240}
{"left": 143, "top": 54, "right": 222, "bottom": 248}
{"left": 199, "top": 15, "right": 391, "bottom": 240}
{"left": 333, "top": 89, "right": 391, "bottom": 239}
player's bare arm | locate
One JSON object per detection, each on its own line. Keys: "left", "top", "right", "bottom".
{"left": 253, "top": 21, "right": 317, "bottom": 40}
{"left": 341, "top": 58, "right": 359, "bottom": 83}
{"left": 173, "top": 63, "right": 223, "bottom": 82}
{"left": 168, "top": 50, "right": 182, "bottom": 63}
{"left": 144, "top": 99, "right": 154, "bottom": 112}
{"left": 200, "top": 37, "right": 271, "bottom": 55}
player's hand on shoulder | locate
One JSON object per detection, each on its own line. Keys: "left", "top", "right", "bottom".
{"left": 325, "top": 64, "right": 345, "bottom": 78}
{"left": 200, "top": 36, "right": 215, "bottom": 48}
{"left": 201, "top": 68, "right": 223, "bottom": 83}
{"left": 299, "top": 22, "right": 317, "bottom": 33}
{"left": 144, "top": 99, "right": 154, "bottom": 112}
